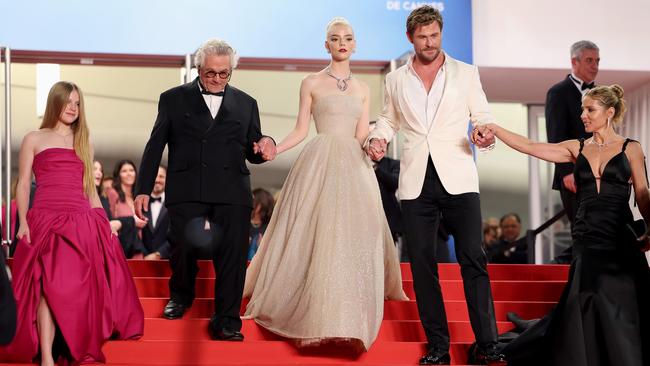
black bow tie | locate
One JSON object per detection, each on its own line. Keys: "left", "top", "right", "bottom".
{"left": 150, "top": 196, "right": 162, "bottom": 203}
{"left": 201, "top": 89, "right": 224, "bottom": 96}
{"left": 581, "top": 82, "right": 595, "bottom": 91}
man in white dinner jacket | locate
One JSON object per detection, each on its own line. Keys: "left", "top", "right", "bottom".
{"left": 366, "top": 6, "right": 505, "bottom": 365}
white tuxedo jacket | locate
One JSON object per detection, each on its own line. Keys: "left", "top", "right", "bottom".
{"left": 369, "top": 55, "right": 495, "bottom": 200}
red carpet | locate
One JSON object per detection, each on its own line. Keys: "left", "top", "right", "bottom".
{"left": 5, "top": 261, "right": 569, "bottom": 365}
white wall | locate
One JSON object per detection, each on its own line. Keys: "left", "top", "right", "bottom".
{"left": 472, "top": 0, "right": 650, "bottom": 71}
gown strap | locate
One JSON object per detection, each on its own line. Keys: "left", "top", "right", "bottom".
{"left": 623, "top": 138, "right": 649, "bottom": 186}
{"left": 623, "top": 138, "right": 649, "bottom": 207}
{"left": 578, "top": 138, "right": 585, "bottom": 153}
{"left": 622, "top": 138, "right": 633, "bottom": 151}
{"left": 645, "top": 157, "right": 649, "bottom": 187}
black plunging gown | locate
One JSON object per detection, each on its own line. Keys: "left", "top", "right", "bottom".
{"left": 502, "top": 138, "right": 650, "bottom": 366}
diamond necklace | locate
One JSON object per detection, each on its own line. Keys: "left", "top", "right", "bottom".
{"left": 588, "top": 137, "right": 622, "bottom": 151}
{"left": 325, "top": 67, "right": 352, "bottom": 92}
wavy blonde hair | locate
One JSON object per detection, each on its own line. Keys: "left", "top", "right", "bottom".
{"left": 40, "top": 81, "right": 95, "bottom": 198}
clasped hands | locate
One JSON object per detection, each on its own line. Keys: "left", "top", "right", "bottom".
{"left": 365, "top": 138, "right": 388, "bottom": 161}
{"left": 470, "top": 124, "right": 497, "bottom": 148}
{"left": 253, "top": 136, "right": 277, "bottom": 161}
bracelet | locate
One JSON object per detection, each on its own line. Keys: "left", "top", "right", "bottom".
{"left": 478, "top": 141, "right": 496, "bottom": 152}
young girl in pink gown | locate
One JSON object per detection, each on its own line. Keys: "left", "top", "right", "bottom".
{"left": 0, "top": 81, "right": 143, "bottom": 365}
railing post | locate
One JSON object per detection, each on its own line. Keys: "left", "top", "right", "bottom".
{"left": 527, "top": 105, "right": 542, "bottom": 263}
{"left": 1, "top": 47, "right": 11, "bottom": 256}
{"left": 184, "top": 54, "right": 192, "bottom": 84}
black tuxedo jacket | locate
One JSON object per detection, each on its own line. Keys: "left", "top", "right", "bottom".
{"left": 487, "top": 239, "right": 528, "bottom": 264}
{"left": 142, "top": 198, "right": 170, "bottom": 257}
{"left": 136, "top": 78, "right": 266, "bottom": 207}
{"left": 375, "top": 157, "right": 403, "bottom": 236}
{"left": 545, "top": 75, "right": 592, "bottom": 190}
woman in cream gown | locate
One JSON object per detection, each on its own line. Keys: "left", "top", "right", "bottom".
{"left": 243, "top": 18, "right": 407, "bottom": 351}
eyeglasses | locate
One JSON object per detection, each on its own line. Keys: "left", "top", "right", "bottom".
{"left": 202, "top": 69, "right": 231, "bottom": 79}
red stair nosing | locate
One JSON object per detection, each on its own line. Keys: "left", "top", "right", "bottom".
{"left": 140, "top": 318, "right": 515, "bottom": 342}
{"left": 103, "top": 340, "right": 473, "bottom": 365}
{"left": 138, "top": 297, "right": 555, "bottom": 321}
{"left": 126, "top": 259, "right": 570, "bottom": 281}
{"left": 133, "top": 277, "right": 566, "bottom": 301}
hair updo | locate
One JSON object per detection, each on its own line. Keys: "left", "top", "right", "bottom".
{"left": 326, "top": 17, "right": 353, "bottom": 37}
{"left": 585, "top": 84, "right": 627, "bottom": 125}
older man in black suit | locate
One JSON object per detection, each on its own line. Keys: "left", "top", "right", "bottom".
{"left": 546, "top": 40, "right": 599, "bottom": 263}
{"left": 135, "top": 39, "right": 276, "bottom": 341}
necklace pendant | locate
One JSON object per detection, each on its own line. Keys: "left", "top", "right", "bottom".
{"left": 326, "top": 66, "right": 352, "bottom": 93}
{"left": 337, "top": 79, "right": 348, "bottom": 91}
{"left": 589, "top": 137, "right": 616, "bottom": 151}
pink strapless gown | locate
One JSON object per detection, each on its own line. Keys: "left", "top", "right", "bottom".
{"left": 0, "top": 148, "right": 144, "bottom": 364}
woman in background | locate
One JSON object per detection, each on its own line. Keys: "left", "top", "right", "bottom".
{"left": 248, "top": 188, "right": 275, "bottom": 260}
{"left": 106, "top": 160, "right": 147, "bottom": 258}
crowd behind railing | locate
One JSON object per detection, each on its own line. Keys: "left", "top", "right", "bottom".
{"left": 2, "top": 160, "right": 532, "bottom": 264}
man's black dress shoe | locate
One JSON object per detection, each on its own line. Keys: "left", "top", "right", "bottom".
{"left": 473, "top": 344, "right": 507, "bottom": 365}
{"left": 419, "top": 348, "right": 451, "bottom": 365}
{"left": 209, "top": 327, "right": 244, "bottom": 341}
{"left": 163, "top": 299, "right": 188, "bottom": 320}
{"left": 208, "top": 316, "right": 244, "bottom": 341}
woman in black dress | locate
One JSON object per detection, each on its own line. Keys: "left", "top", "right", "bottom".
{"left": 476, "top": 84, "right": 650, "bottom": 366}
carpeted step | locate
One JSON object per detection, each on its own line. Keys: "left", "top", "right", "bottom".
{"left": 133, "top": 277, "right": 566, "bottom": 301}
{"left": 103, "top": 340, "right": 474, "bottom": 365}
{"left": 141, "top": 318, "right": 515, "bottom": 342}
{"left": 126, "top": 260, "right": 570, "bottom": 281}
{"left": 139, "top": 297, "right": 556, "bottom": 321}
{"left": 4, "top": 259, "right": 570, "bottom": 365}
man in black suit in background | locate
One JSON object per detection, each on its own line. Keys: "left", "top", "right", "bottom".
{"left": 373, "top": 150, "right": 454, "bottom": 264}
{"left": 374, "top": 157, "right": 403, "bottom": 237}
{"left": 369, "top": 122, "right": 403, "bottom": 244}
{"left": 546, "top": 40, "right": 599, "bottom": 263}
{"left": 135, "top": 39, "right": 276, "bottom": 341}
{"left": 142, "top": 165, "right": 170, "bottom": 260}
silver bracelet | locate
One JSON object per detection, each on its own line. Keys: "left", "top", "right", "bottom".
{"left": 478, "top": 141, "right": 496, "bottom": 152}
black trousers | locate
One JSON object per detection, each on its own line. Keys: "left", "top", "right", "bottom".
{"left": 166, "top": 202, "right": 251, "bottom": 331}
{"left": 401, "top": 159, "right": 498, "bottom": 351}
{"left": 553, "top": 188, "right": 577, "bottom": 264}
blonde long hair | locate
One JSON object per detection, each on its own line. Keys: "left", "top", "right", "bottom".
{"left": 39, "top": 81, "right": 95, "bottom": 198}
